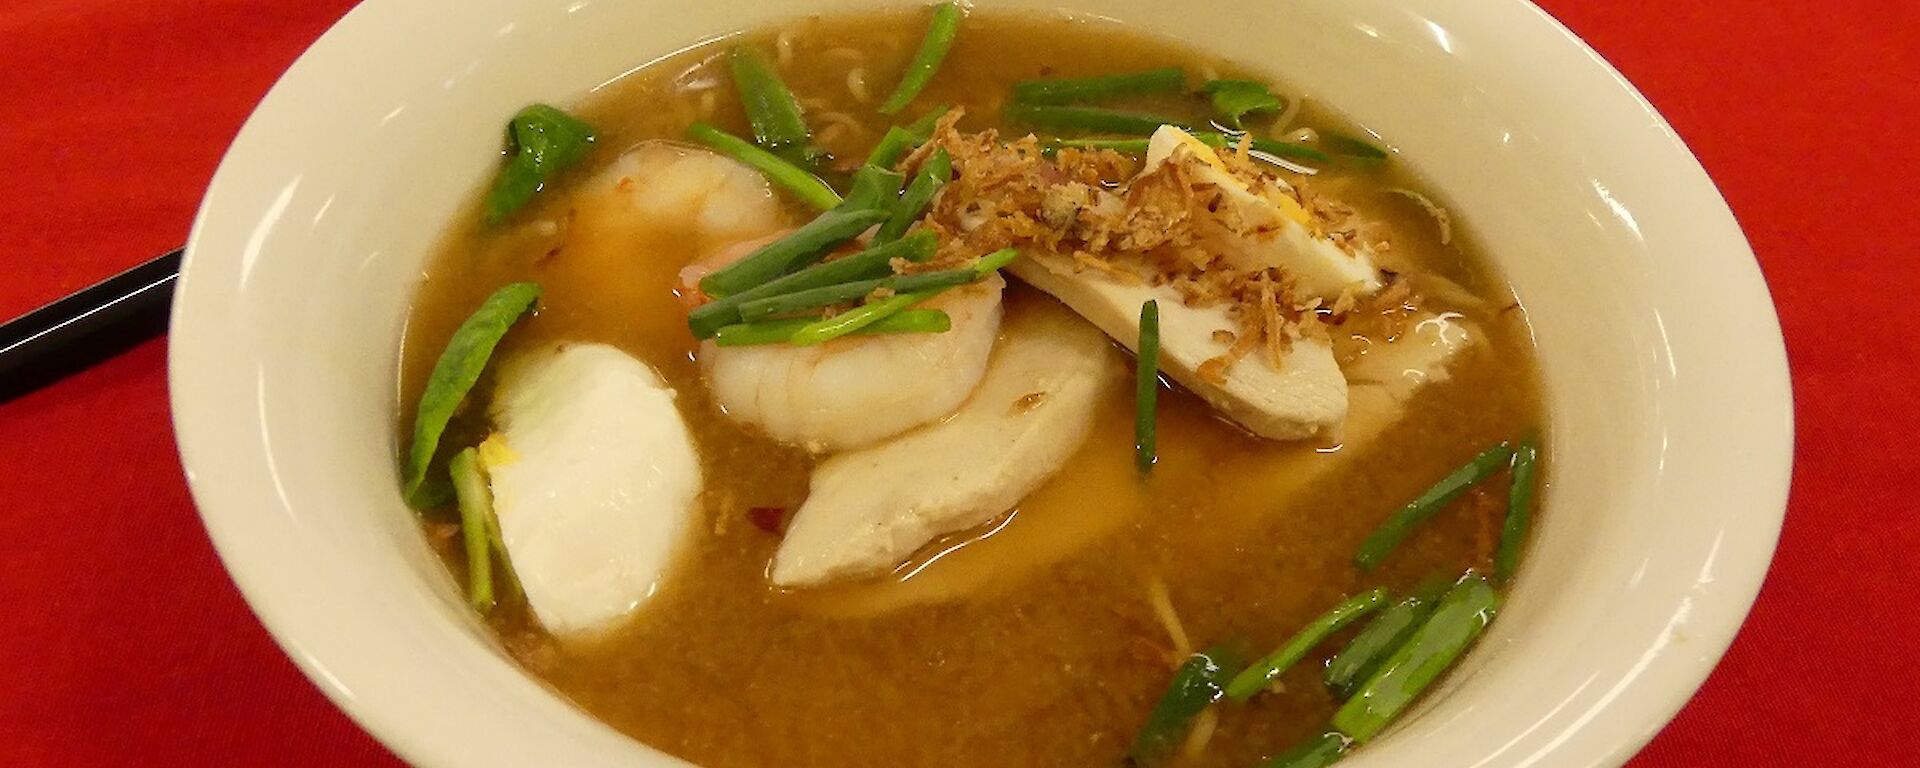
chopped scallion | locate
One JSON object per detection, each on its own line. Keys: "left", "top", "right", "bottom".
{"left": 1260, "top": 731, "right": 1351, "bottom": 768}
{"left": 875, "top": 148, "right": 951, "bottom": 242}
{"left": 1354, "top": 443, "right": 1514, "bottom": 571}
{"left": 1135, "top": 300, "right": 1160, "bottom": 474}
{"left": 696, "top": 206, "right": 892, "bottom": 299}
{"left": 1332, "top": 574, "right": 1499, "bottom": 743}
{"left": 1126, "top": 645, "right": 1240, "bottom": 766}
{"left": 790, "top": 289, "right": 936, "bottom": 346}
{"left": 1011, "top": 67, "right": 1186, "bottom": 105}
{"left": 1322, "top": 578, "right": 1451, "bottom": 697}
{"left": 449, "top": 447, "right": 495, "bottom": 613}
{"left": 1495, "top": 436, "right": 1540, "bottom": 582}
{"left": 1225, "top": 588, "right": 1389, "bottom": 700}
{"left": 1006, "top": 103, "right": 1187, "bottom": 135}
{"left": 728, "top": 46, "right": 819, "bottom": 165}
{"left": 714, "top": 309, "right": 950, "bottom": 347}
{"left": 877, "top": 2, "right": 963, "bottom": 114}
{"left": 736, "top": 267, "right": 977, "bottom": 322}
{"left": 688, "top": 229, "right": 934, "bottom": 336}
{"left": 688, "top": 122, "right": 842, "bottom": 211}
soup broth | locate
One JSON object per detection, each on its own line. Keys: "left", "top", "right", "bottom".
{"left": 401, "top": 10, "right": 1543, "bottom": 767}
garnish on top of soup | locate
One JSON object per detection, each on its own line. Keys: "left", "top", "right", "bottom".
{"left": 396, "top": 4, "right": 1545, "bottom": 765}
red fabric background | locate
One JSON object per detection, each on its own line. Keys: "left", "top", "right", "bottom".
{"left": 0, "top": 0, "right": 1913, "bottom": 764}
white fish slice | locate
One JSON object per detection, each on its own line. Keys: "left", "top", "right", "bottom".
{"left": 484, "top": 342, "right": 701, "bottom": 635}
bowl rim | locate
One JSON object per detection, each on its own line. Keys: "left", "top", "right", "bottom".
{"left": 170, "top": 0, "right": 1792, "bottom": 765}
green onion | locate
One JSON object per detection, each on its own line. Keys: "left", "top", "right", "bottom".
{"left": 790, "top": 289, "right": 937, "bottom": 346}
{"left": 696, "top": 207, "right": 892, "bottom": 299}
{"left": 1261, "top": 732, "right": 1351, "bottom": 768}
{"left": 688, "top": 230, "right": 934, "bottom": 336}
{"left": 1046, "top": 132, "right": 1330, "bottom": 163}
{"left": 687, "top": 122, "right": 842, "bottom": 211}
{"left": 714, "top": 309, "right": 950, "bottom": 347}
{"left": 1135, "top": 300, "right": 1160, "bottom": 474}
{"left": 972, "top": 247, "right": 1018, "bottom": 274}
{"left": 1322, "top": 577, "right": 1452, "bottom": 697}
{"left": 1333, "top": 574, "right": 1499, "bottom": 743}
{"left": 878, "top": 2, "right": 963, "bottom": 114}
{"left": 1006, "top": 104, "right": 1187, "bottom": 135}
{"left": 484, "top": 105, "right": 596, "bottom": 223}
{"left": 1011, "top": 67, "right": 1186, "bottom": 105}
{"left": 866, "top": 126, "right": 919, "bottom": 169}
{"left": 1201, "top": 79, "right": 1285, "bottom": 128}
{"left": 1225, "top": 588, "right": 1389, "bottom": 700}
{"left": 1496, "top": 436, "right": 1540, "bottom": 582}
{"left": 841, "top": 163, "right": 909, "bottom": 209}
{"left": 875, "top": 148, "right": 951, "bottom": 242}
{"left": 450, "top": 447, "right": 495, "bottom": 613}
{"left": 401, "top": 282, "right": 540, "bottom": 508}
{"left": 737, "top": 268, "right": 978, "bottom": 321}
{"left": 903, "top": 103, "right": 951, "bottom": 136}
{"left": 1325, "top": 132, "right": 1389, "bottom": 162}
{"left": 728, "top": 46, "right": 818, "bottom": 165}
{"left": 865, "top": 105, "right": 952, "bottom": 169}
{"left": 480, "top": 472, "right": 521, "bottom": 604}
{"left": 1354, "top": 443, "right": 1514, "bottom": 571}
{"left": 1127, "top": 645, "right": 1240, "bottom": 766}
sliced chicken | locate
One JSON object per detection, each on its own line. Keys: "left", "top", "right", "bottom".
{"left": 483, "top": 342, "right": 701, "bottom": 635}
{"left": 1008, "top": 251, "right": 1346, "bottom": 440}
{"left": 806, "top": 311, "right": 1477, "bottom": 616}
{"left": 770, "top": 298, "right": 1123, "bottom": 587}
{"left": 1141, "top": 126, "right": 1384, "bottom": 300}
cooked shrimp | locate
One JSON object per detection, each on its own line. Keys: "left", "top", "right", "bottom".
{"left": 577, "top": 141, "right": 786, "bottom": 252}
{"left": 699, "top": 273, "right": 1006, "bottom": 452}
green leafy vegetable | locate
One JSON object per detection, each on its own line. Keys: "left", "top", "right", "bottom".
{"left": 878, "top": 2, "right": 963, "bottom": 114}
{"left": 688, "top": 229, "right": 933, "bottom": 337}
{"left": 1354, "top": 442, "right": 1514, "bottom": 571}
{"left": 484, "top": 105, "right": 596, "bottom": 223}
{"left": 687, "top": 122, "right": 841, "bottom": 211}
{"left": 728, "top": 46, "right": 819, "bottom": 165}
{"left": 1127, "top": 646, "right": 1239, "bottom": 766}
{"left": 714, "top": 309, "right": 951, "bottom": 347}
{"left": 875, "top": 148, "right": 951, "bottom": 242}
{"left": 1322, "top": 577, "right": 1452, "bottom": 697}
{"left": 1011, "top": 67, "right": 1186, "bottom": 105}
{"left": 1496, "top": 436, "right": 1540, "bottom": 581}
{"left": 1261, "top": 732, "right": 1351, "bottom": 768}
{"left": 1333, "top": 574, "right": 1500, "bottom": 743}
{"left": 1201, "top": 79, "right": 1285, "bottom": 128}
{"left": 1136, "top": 300, "right": 1160, "bottom": 474}
{"left": 450, "top": 448, "right": 495, "bottom": 613}
{"left": 1225, "top": 588, "right": 1389, "bottom": 700}
{"left": 1006, "top": 104, "right": 1187, "bottom": 135}
{"left": 401, "top": 282, "right": 540, "bottom": 508}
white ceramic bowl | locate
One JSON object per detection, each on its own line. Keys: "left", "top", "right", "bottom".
{"left": 170, "top": 0, "right": 1793, "bottom": 765}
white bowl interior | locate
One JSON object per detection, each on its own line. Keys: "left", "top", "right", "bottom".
{"left": 171, "top": 0, "right": 1792, "bottom": 766}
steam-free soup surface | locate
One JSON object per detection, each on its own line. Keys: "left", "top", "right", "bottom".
{"left": 401, "top": 10, "right": 1542, "bottom": 767}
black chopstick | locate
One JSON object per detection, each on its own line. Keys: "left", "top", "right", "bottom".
{"left": 0, "top": 248, "right": 182, "bottom": 404}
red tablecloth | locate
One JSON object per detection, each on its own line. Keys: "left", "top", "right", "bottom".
{"left": 1, "top": 0, "right": 1914, "bottom": 764}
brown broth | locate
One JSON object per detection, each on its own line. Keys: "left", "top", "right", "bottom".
{"left": 400, "top": 10, "right": 1545, "bottom": 767}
